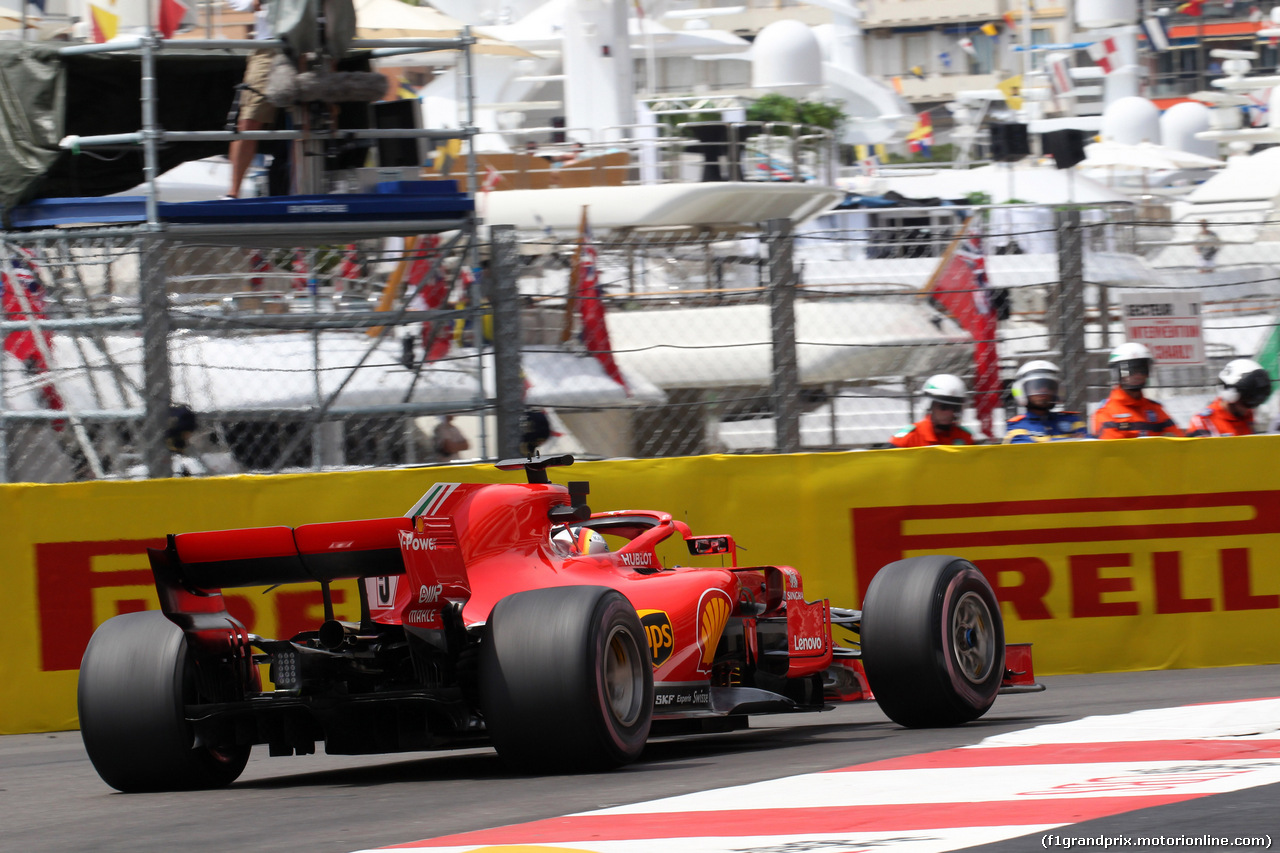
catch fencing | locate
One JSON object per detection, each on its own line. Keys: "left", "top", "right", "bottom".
{"left": 1, "top": 204, "right": 1275, "bottom": 482}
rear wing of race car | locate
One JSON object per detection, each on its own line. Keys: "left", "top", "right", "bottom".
{"left": 148, "top": 517, "right": 412, "bottom": 646}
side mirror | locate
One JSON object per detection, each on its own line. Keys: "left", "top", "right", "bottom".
{"left": 687, "top": 535, "right": 731, "bottom": 556}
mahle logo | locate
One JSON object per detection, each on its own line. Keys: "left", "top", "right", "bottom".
{"left": 638, "top": 610, "right": 673, "bottom": 667}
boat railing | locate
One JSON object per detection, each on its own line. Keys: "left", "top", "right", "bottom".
{"left": 452, "top": 121, "right": 837, "bottom": 191}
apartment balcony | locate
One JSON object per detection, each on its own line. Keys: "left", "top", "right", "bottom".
{"left": 863, "top": 0, "right": 1002, "bottom": 27}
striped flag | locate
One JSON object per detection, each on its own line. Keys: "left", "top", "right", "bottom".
{"left": 1142, "top": 16, "right": 1172, "bottom": 52}
{"left": 1087, "top": 36, "right": 1119, "bottom": 74}
{"left": 1046, "top": 53, "right": 1075, "bottom": 109}
{"left": 88, "top": 3, "right": 118, "bottom": 42}
{"left": 905, "top": 112, "right": 933, "bottom": 156}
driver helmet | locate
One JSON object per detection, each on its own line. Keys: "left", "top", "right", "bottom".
{"left": 551, "top": 526, "right": 609, "bottom": 555}
{"left": 922, "top": 374, "right": 967, "bottom": 409}
{"left": 1012, "top": 360, "right": 1061, "bottom": 410}
{"left": 1219, "top": 358, "right": 1273, "bottom": 408}
{"left": 1109, "top": 342, "right": 1153, "bottom": 392}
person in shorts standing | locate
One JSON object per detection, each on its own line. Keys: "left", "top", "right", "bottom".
{"left": 226, "top": 0, "right": 276, "bottom": 198}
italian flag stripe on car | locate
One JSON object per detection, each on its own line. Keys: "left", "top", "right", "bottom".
{"left": 405, "top": 483, "right": 459, "bottom": 518}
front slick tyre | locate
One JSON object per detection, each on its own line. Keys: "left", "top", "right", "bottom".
{"left": 78, "top": 611, "right": 250, "bottom": 792}
{"left": 861, "top": 555, "right": 1004, "bottom": 728}
{"left": 480, "top": 586, "right": 653, "bottom": 771}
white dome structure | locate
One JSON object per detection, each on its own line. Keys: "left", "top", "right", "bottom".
{"left": 1161, "top": 101, "right": 1216, "bottom": 158}
{"left": 752, "top": 19, "right": 823, "bottom": 91}
{"left": 1102, "top": 96, "right": 1161, "bottom": 145}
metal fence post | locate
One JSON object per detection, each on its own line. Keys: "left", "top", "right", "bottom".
{"left": 1055, "top": 208, "right": 1087, "bottom": 414}
{"left": 140, "top": 236, "right": 172, "bottom": 478}
{"left": 489, "top": 225, "right": 524, "bottom": 459}
{"left": 767, "top": 218, "right": 800, "bottom": 453}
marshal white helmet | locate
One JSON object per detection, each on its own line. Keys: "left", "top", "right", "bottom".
{"left": 922, "top": 374, "right": 967, "bottom": 407}
{"left": 1109, "top": 342, "right": 1153, "bottom": 391}
{"left": 1012, "top": 360, "right": 1061, "bottom": 408}
{"left": 1219, "top": 358, "right": 1273, "bottom": 408}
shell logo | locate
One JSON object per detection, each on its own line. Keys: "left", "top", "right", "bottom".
{"left": 696, "top": 588, "right": 733, "bottom": 671}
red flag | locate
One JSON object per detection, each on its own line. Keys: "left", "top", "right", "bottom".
{"left": 2, "top": 252, "right": 65, "bottom": 420}
{"left": 573, "top": 210, "right": 627, "bottom": 391}
{"left": 248, "top": 250, "right": 270, "bottom": 291}
{"left": 336, "top": 243, "right": 362, "bottom": 294}
{"left": 403, "top": 235, "right": 455, "bottom": 362}
{"left": 157, "top": 0, "right": 189, "bottom": 38}
{"left": 3, "top": 251, "right": 53, "bottom": 370}
{"left": 291, "top": 249, "right": 309, "bottom": 291}
{"left": 926, "top": 226, "right": 1000, "bottom": 437}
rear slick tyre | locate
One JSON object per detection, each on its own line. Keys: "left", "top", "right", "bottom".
{"left": 480, "top": 585, "right": 653, "bottom": 771}
{"left": 78, "top": 611, "right": 250, "bottom": 792}
{"left": 861, "top": 555, "right": 1004, "bottom": 728}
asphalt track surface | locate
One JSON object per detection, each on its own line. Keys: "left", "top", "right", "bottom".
{"left": 4, "top": 665, "right": 1279, "bottom": 853}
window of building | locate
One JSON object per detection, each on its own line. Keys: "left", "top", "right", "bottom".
{"left": 1029, "top": 27, "right": 1053, "bottom": 70}
{"left": 970, "top": 31, "right": 995, "bottom": 74}
{"left": 905, "top": 33, "right": 930, "bottom": 73}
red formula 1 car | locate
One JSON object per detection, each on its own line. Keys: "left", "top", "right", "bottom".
{"left": 78, "top": 456, "right": 1042, "bottom": 792}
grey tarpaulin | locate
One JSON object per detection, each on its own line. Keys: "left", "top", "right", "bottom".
{"left": 0, "top": 42, "right": 245, "bottom": 216}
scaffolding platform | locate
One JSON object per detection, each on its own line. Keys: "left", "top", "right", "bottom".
{"left": 9, "top": 181, "right": 473, "bottom": 230}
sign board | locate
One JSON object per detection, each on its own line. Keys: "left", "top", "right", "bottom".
{"left": 1118, "top": 290, "right": 1205, "bottom": 365}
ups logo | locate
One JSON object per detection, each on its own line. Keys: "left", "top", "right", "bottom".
{"left": 638, "top": 610, "right": 674, "bottom": 667}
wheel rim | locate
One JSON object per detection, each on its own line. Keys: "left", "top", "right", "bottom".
{"left": 951, "top": 591, "right": 995, "bottom": 684}
{"left": 603, "top": 625, "right": 645, "bottom": 727}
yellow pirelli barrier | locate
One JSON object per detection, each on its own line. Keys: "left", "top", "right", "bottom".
{"left": 4, "top": 436, "right": 1279, "bottom": 734}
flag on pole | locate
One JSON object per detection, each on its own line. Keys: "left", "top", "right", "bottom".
{"left": 157, "top": 0, "right": 188, "bottom": 39}
{"left": 248, "top": 250, "right": 270, "bottom": 291}
{"left": 481, "top": 163, "right": 503, "bottom": 193}
{"left": 401, "top": 235, "right": 455, "bottom": 362}
{"left": 1087, "top": 36, "right": 1120, "bottom": 74}
{"left": 980, "top": 22, "right": 999, "bottom": 37}
{"left": 89, "top": 3, "right": 119, "bottom": 43}
{"left": 2, "top": 250, "right": 52, "bottom": 370}
{"left": 853, "top": 144, "right": 887, "bottom": 167}
{"left": 291, "top": 249, "right": 309, "bottom": 291}
{"left": 1141, "top": 16, "right": 1172, "bottom": 52}
{"left": 2, "top": 250, "right": 65, "bottom": 416}
{"left": 1002, "top": 10, "right": 1019, "bottom": 28}
{"left": 1046, "top": 53, "right": 1075, "bottom": 109}
{"left": 571, "top": 208, "right": 627, "bottom": 392}
{"left": 908, "top": 65, "right": 925, "bottom": 79}
{"left": 1176, "top": 0, "right": 1204, "bottom": 15}
{"left": 905, "top": 112, "right": 933, "bottom": 156}
{"left": 997, "top": 74, "right": 1024, "bottom": 110}
{"left": 337, "top": 244, "right": 363, "bottom": 293}
{"left": 958, "top": 36, "right": 976, "bottom": 55}
{"left": 924, "top": 221, "right": 1001, "bottom": 438}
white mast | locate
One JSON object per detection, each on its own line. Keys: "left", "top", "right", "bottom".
{"left": 562, "top": 0, "right": 636, "bottom": 139}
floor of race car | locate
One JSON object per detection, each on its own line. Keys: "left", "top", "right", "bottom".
{"left": 4, "top": 666, "right": 1278, "bottom": 853}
